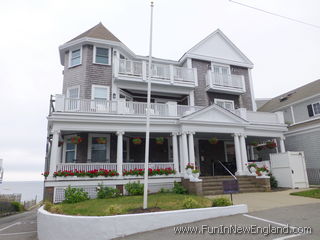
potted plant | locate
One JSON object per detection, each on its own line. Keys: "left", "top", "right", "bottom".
{"left": 266, "top": 141, "right": 277, "bottom": 149}
{"left": 256, "top": 166, "right": 269, "bottom": 177}
{"left": 155, "top": 137, "right": 164, "bottom": 145}
{"left": 70, "top": 136, "right": 83, "bottom": 144}
{"left": 208, "top": 137, "right": 218, "bottom": 144}
{"left": 247, "top": 163, "right": 257, "bottom": 173}
{"left": 96, "top": 137, "right": 107, "bottom": 144}
{"left": 192, "top": 169, "right": 200, "bottom": 178}
{"left": 185, "top": 163, "right": 194, "bottom": 175}
{"left": 132, "top": 137, "right": 142, "bottom": 145}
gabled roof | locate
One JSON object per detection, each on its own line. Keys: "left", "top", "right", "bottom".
{"left": 181, "top": 104, "right": 247, "bottom": 125}
{"left": 66, "top": 22, "right": 121, "bottom": 43}
{"left": 181, "top": 29, "right": 253, "bottom": 68}
{"left": 258, "top": 79, "right": 320, "bottom": 112}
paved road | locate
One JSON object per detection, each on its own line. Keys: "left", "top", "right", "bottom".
{"left": 118, "top": 203, "right": 320, "bottom": 240}
{"left": 0, "top": 209, "right": 37, "bottom": 240}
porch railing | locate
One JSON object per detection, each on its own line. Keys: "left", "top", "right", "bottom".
{"left": 123, "top": 162, "right": 175, "bottom": 171}
{"left": 56, "top": 163, "right": 117, "bottom": 172}
{"left": 206, "top": 71, "right": 246, "bottom": 94}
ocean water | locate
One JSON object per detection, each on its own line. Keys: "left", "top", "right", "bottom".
{"left": 0, "top": 181, "right": 43, "bottom": 202}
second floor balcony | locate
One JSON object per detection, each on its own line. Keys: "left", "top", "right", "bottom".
{"left": 205, "top": 70, "right": 246, "bottom": 95}
{"left": 114, "top": 59, "right": 198, "bottom": 88}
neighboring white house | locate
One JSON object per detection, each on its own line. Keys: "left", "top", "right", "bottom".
{"left": 259, "top": 79, "right": 320, "bottom": 184}
{"left": 44, "top": 23, "right": 287, "bottom": 202}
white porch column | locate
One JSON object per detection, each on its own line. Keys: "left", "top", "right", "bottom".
{"left": 178, "top": 135, "right": 184, "bottom": 174}
{"left": 116, "top": 131, "right": 124, "bottom": 176}
{"left": 181, "top": 132, "right": 189, "bottom": 168}
{"left": 171, "top": 132, "right": 179, "bottom": 174}
{"left": 233, "top": 133, "right": 243, "bottom": 176}
{"left": 188, "top": 132, "right": 195, "bottom": 166}
{"left": 49, "top": 130, "right": 60, "bottom": 178}
{"left": 239, "top": 134, "right": 250, "bottom": 175}
{"left": 280, "top": 136, "right": 286, "bottom": 153}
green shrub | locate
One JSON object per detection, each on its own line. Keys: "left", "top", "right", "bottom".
{"left": 105, "top": 205, "right": 122, "bottom": 215}
{"left": 125, "top": 182, "right": 144, "bottom": 196}
{"left": 270, "top": 175, "right": 278, "bottom": 189}
{"left": 172, "top": 181, "right": 188, "bottom": 194}
{"left": 11, "top": 202, "right": 24, "bottom": 212}
{"left": 212, "top": 197, "right": 232, "bottom": 207}
{"left": 159, "top": 188, "right": 170, "bottom": 193}
{"left": 182, "top": 197, "right": 200, "bottom": 209}
{"left": 97, "top": 185, "right": 120, "bottom": 199}
{"left": 43, "top": 201, "right": 63, "bottom": 214}
{"left": 43, "top": 201, "right": 53, "bottom": 211}
{"left": 64, "top": 186, "right": 89, "bottom": 203}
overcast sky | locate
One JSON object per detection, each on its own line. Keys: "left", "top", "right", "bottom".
{"left": 0, "top": 0, "right": 319, "bottom": 181}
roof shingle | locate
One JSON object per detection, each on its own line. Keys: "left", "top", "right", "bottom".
{"left": 67, "top": 22, "right": 121, "bottom": 43}
{"left": 258, "top": 79, "right": 320, "bottom": 112}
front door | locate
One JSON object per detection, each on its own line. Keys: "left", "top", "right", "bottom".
{"left": 199, "top": 140, "right": 225, "bottom": 176}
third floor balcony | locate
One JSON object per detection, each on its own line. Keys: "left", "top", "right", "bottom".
{"left": 114, "top": 59, "right": 198, "bottom": 89}
{"left": 205, "top": 70, "right": 246, "bottom": 95}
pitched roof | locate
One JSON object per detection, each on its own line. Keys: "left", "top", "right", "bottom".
{"left": 67, "top": 22, "right": 121, "bottom": 43}
{"left": 258, "top": 79, "right": 320, "bottom": 112}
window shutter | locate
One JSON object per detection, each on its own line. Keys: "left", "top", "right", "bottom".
{"left": 307, "top": 104, "right": 314, "bottom": 117}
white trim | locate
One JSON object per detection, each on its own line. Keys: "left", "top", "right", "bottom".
{"left": 93, "top": 45, "right": 111, "bottom": 65}
{"left": 211, "top": 62, "right": 231, "bottom": 72}
{"left": 87, "top": 133, "right": 111, "bottom": 162}
{"left": 68, "top": 47, "right": 82, "bottom": 68}
{"left": 214, "top": 98, "right": 235, "bottom": 111}
{"left": 62, "top": 134, "right": 78, "bottom": 163}
{"left": 311, "top": 101, "right": 320, "bottom": 116}
{"left": 91, "top": 85, "right": 110, "bottom": 100}
{"left": 271, "top": 93, "right": 320, "bottom": 112}
{"left": 66, "top": 85, "right": 80, "bottom": 98}
{"left": 286, "top": 123, "right": 320, "bottom": 137}
{"left": 248, "top": 69, "right": 257, "bottom": 111}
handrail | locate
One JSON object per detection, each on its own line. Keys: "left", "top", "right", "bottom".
{"left": 218, "top": 161, "right": 237, "bottom": 180}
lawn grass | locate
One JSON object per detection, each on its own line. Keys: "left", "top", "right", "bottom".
{"left": 57, "top": 193, "right": 212, "bottom": 216}
{"left": 290, "top": 189, "right": 320, "bottom": 199}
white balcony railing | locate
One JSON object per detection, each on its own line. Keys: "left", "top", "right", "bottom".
{"left": 117, "top": 59, "right": 197, "bottom": 86}
{"left": 233, "top": 108, "right": 285, "bottom": 125}
{"left": 54, "top": 95, "right": 204, "bottom": 117}
{"left": 206, "top": 71, "right": 246, "bottom": 94}
{"left": 123, "top": 162, "right": 175, "bottom": 171}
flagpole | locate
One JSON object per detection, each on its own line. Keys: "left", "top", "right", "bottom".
{"left": 143, "top": 0, "right": 154, "bottom": 209}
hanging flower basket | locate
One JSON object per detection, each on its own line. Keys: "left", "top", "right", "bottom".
{"left": 255, "top": 145, "right": 264, "bottom": 151}
{"left": 266, "top": 141, "right": 277, "bottom": 149}
{"left": 132, "top": 137, "right": 142, "bottom": 145}
{"left": 70, "top": 136, "right": 83, "bottom": 144}
{"left": 155, "top": 137, "right": 164, "bottom": 145}
{"left": 208, "top": 137, "right": 218, "bottom": 144}
{"left": 96, "top": 137, "right": 107, "bottom": 144}
{"left": 249, "top": 141, "right": 258, "bottom": 147}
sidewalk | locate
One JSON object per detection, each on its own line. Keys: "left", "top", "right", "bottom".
{"left": 208, "top": 188, "right": 320, "bottom": 212}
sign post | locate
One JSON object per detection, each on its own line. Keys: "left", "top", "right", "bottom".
{"left": 222, "top": 179, "right": 239, "bottom": 204}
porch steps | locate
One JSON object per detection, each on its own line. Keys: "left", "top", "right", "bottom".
{"left": 200, "top": 176, "right": 266, "bottom": 196}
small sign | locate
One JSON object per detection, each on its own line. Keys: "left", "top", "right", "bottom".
{"left": 223, "top": 180, "right": 239, "bottom": 194}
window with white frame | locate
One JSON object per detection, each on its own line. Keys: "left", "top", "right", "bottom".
{"left": 66, "top": 86, "right": 80, "bottom": 110}
{"left": 94, "top": 46, "right": 110, "bottom": 65}
{"left": 87, "top": 134, "right": 110, "bottom": 162}
{"left": 214, "top": 99, "right": 235, "bottom": 111}
{"left": 211, "top": 64, "right": 230, "bottom": 85}
{"left": 69, "top": 48, "right": 82, "bottom": 67}
{"left": 63, "top": 136, "right": 77, "bottom": 163}
{"left": 67, "top": 86, "right": 80, "bottom": 98}
{"left": 91, "top": 85, "right": 109, "bottom": 100}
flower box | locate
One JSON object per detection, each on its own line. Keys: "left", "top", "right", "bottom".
{"left": 132, "top": 137, "right": 142, "bottom": 145}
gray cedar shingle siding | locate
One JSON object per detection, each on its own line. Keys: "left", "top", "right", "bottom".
{"left": 192, "top": 59, "right": 210, "bottom": 106}
{"left": 62, "top": 45, "right": 113, "bottom": 99}
{"left": 230, "top": 66, "right": 253, "bottom": 111}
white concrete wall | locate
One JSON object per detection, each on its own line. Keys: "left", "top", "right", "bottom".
{"left": 38, "top": 204, "right": 248, "bottom": 240}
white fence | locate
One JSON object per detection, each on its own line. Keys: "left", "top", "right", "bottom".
{"left": 56, "top": 163, "right": 117, "bottom": 172}
{"left": 206, "top": 71, "right": 245, "bottom": 91}
{"left": 123, "top": 162, "right": 175, "bottom": 171}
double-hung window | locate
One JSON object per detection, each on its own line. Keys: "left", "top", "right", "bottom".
{"left": 63, "top": 136, "right": 77, "bottom": 163}
{"left": 69, "top": 48, "right": 81, "bottom": 67}
{"left": 214, "top": 99, "right": 235, "bottom": 111}
{"left": 91, "top": 85, "right": 110, "bottom": 111}
{"left": 88, "top": 134, "right": 110, "bottom": 163}
{"left": 211, "top": 64, "right": 230, "bottom": 86}
{"left": 308, "top": 102, "right": 320, "bottom": 117}
{"left": 94, "top": 46, "right": 110, "bottom": 65}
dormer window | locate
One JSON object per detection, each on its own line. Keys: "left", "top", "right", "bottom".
{"left": 93, "top": 46, "right": 110, "bottom": 65}
{"left": 69, "top": 48, "right": 82, "bottom": 67}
